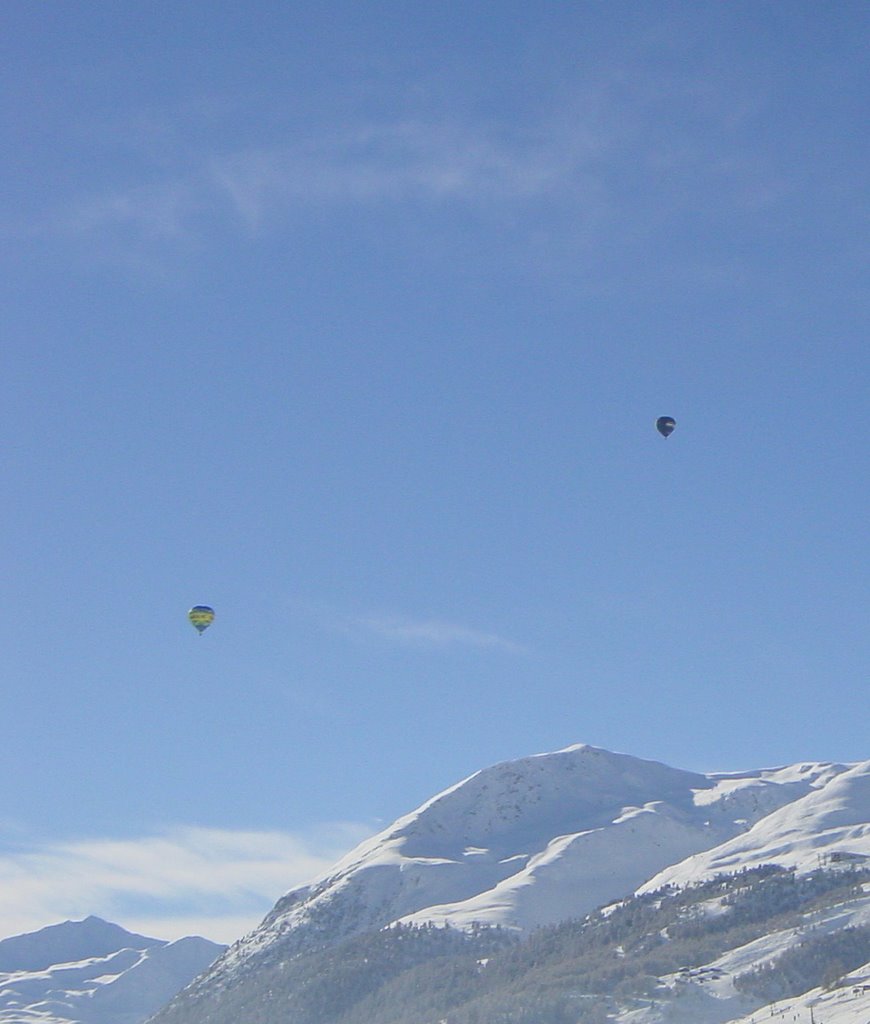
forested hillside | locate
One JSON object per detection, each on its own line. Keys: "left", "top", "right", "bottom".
{"left": 151, "top": 864, "right": 870, "bottom": 1024}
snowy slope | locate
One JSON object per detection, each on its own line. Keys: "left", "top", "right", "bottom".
{"left": 614, "top": 966, "right": 870, "bottom": 1024}
{"left": 613, "top": 882, "right": 870, "bottom": 1024}
{"left": 729, "top": 965, "right": 870, "bottom": 1024}
{"left": 167, "top": 743, "right": 866, "bottom": 1012}
{"left": 641, "top": 759, "right": 870, "bottom": 893}
{"left": 0, "top": 916, "right": 160, "bottom": 973}
{"left": 661, "top": 889, "right": 870, "bottom": 1024}
{"left": 0, "top": 917, "right": 224, "bottom": 1024}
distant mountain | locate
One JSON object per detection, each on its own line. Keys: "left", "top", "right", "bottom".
{"left": 0, "top": 916, "right": 224, "bottom": 1024}
{"left": 147, "top": 743, "right": 870, "bottom": 1024}
{"left": 0, "top": 915, "right": 161, "bottom": 973}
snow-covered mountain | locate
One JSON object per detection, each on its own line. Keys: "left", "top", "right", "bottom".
{"left": 610, "top": 872, "right": 870, "bottom": 1024}
{"left": 640, "top": 758, "right": 870, "bottom": 892}
{"left": 0, "top": 916, "right": 224, "bottom": 1024}
{"left": 150, "top": 743, "right": 870, "bottom": 1023}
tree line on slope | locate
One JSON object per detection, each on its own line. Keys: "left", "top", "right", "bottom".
{"left": 735, "top": 925, "right": 870, "bottom": 1002}
{"left": 148, "top": 864, "right": 870, "bottom": 1024}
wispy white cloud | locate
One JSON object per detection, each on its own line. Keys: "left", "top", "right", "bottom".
{"left": 207, "top": 120, "right": 593, "bottom": 228}
{"left": 0, "top": 822, "right": 372, "bottom": 944}
{"left": 353, "top": 612, "right": 526, "bottom": 654}
{"left": 46, "top": 113, "right": 606, "bottom": 249}
{"left": 25, "top": 61, "right": 790, "bottom": 283}
{"left": 290, "top": 598, "right": 527, "bottom": 654}
{"left": 66, "top": 181, "right": 198, "bottom": 241}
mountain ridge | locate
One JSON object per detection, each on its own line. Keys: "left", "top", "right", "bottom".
{"left": 0, "top": 915, "right": 163, "bottom": 973}
{"left": 0, "top": 916, "right": 224, "bottom": 1024}
{"left": 148, "top": 742, "right": 869, "bottom": 1024}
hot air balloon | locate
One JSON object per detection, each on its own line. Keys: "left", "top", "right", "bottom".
{"left": 188, "top": 606, "right": 215, "bottom": 634}
{"left": 656, "top": 416, "right": 676, "bottom": 438}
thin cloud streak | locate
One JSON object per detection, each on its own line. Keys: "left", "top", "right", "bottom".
{"left": 208, "top": 120, "right": 593, "bottom": 227}
{"left": 0, "top": 823, "right": 372, "bottom": 944}
{"left": 66, "top": 181, "right": 197, "bottom": 241}
{"left": 23, "top": 66, "right": 791, "bottom": 286}
{"left": 356, "top": 613, "right": 527, "bottom": 654}
{"left": 291, "top": 598, "right": 528, "bottom": 655}
{"left": 50, "top": 115, "right": 606, "bottom": 246}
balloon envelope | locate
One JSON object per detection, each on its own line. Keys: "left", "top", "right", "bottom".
{"left": 656, "top": 416, "right": 676, "bottom": 437}
{"left": 188, "top": 605, "right": 215, "bottom": 633}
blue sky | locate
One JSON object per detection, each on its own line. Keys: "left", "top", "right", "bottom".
{"left": 1, "top": 2, "right": 867, "bottom": 941}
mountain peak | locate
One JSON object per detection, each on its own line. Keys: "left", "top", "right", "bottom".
{"left": 0, "top": 915, "right": 164, "bottom": 973}
{"left": 0, "top": 918, "right": 225, "bottom": 1024}
{"left": 402, "top": 743, "right": 709, "bottom": 851}
{"left": 147, "top": 743, "right": 870, "bottom": 1024}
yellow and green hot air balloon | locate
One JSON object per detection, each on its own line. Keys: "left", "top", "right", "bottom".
{"left": 188, "top": 605, "right": 215, "bottom": 634}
